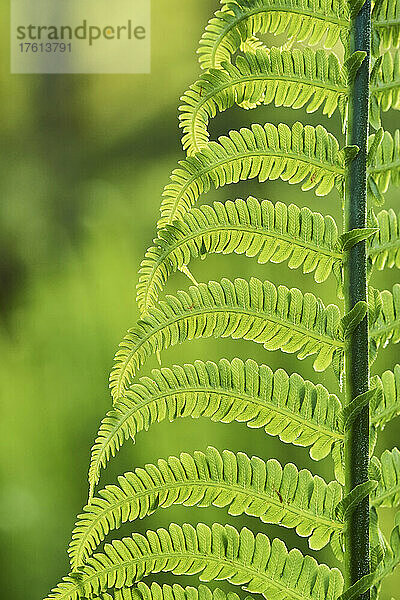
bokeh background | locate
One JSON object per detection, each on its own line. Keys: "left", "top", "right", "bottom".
{"left": 0, "top": 1, "right": 399, "bottom": 598}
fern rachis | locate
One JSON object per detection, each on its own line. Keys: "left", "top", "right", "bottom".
{"left": 44, "top": 1, "right": 400, "bottom": 600}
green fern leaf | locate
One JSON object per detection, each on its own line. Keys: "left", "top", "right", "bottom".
{"left": 45, "top": 523, "right": 344, "bottom": 600}
{"left": 180, "top": 47, "right": 347, "bottom": 155}
{"left": 240, "top": 35, "right": 269, "bottom": 53}
{"left": 373, "top": 510, "right": 400, "bottom": 589}
{"left": 40, "top": 0, "right": 400, "bottom": 597}
{"left": 370, "top": 505, "right": 389, "bottom": 581}
{"left": 138, "top": 197, "right": 341, "bottom": 315}
{"left": 372, "top": 447, "right": 400, "bottom": 508}
{"left": 370, "top": 51, "right": 400, "bottom": 129}
{"left": 72, "top": 447, "right": 344, "bottom": 569}
{"left": 159, "top": 122, "right": 345, "bottom": 228}
{"left": 368, "top": 208, "right": 400, "bottom": 270}
{"left": 90, "top": 358, "right": 343, "bottom": 496}
{"left": 368, "top": 130, "right": 400, "bottom": 205}
{"left": 373, "top": 0, "right": 400, "bottom": 55}
{"left": 197, "top": 0, "right": 350, "bottom": 70}
{"left": 110, "top": 278, "right": 344, "bottom": 401}
{"left": 372, "top": 364, "right": 400, "bottom": 429}
{"left": 370, "top": 283, "right": 400, "bottom": 349}
{"left": 367, "top": 125, "right": 385, "bottom": 166}
{"left": 99, "top": 583, "right": 253, "bottom": 600}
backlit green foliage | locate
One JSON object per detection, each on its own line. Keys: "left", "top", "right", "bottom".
{"left": 44, "top": 1, "right": 400, "bottom": 599}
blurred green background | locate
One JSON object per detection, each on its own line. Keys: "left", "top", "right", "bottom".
{"left": 0, "top": 1, "right": 399, "bottom": 598}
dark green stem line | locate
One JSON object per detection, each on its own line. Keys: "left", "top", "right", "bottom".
{"left": 344, "top": 2, "right": 371, "bottom": 599}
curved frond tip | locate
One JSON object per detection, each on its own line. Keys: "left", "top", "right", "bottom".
{"left": 91, "top": 358, "right": 343, "bottom": 496}
{"left": 197, "top": 0, "right": 349, "bottom": 70}
{"left": 180, "top": 47, "right": 346, "bottom": 155}
{"left": 138, "top": 197, "right": 341, "bottom": 315}
{"left": 46, "top": 523, "right": 344, "bottom": 600}
{"left": 73, "top": 447, "right": 344, "bottom": 569}
{"left": 159, "top": 121, "right": 345, "bottom": 228}
{"left": 110, "top": 277, "right": 344, "bottom": 402}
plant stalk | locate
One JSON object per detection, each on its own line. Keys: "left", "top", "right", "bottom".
{"left": 344, "top": 1, "right": 371, "bottom": 598}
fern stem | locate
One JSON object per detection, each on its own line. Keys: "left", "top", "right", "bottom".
{"left": 344, "top": 1, "right": 371, "bottom": 598}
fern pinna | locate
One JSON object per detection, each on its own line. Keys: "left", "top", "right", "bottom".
{"left": 45, "top": 1, "right": 400, "bottom": 600}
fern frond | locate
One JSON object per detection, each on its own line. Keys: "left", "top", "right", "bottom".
{"left": 372, "top": 447, "right": 400, "bottom": 508}
{"left": 370, "top": 51, "right": 400, "bottom": 129}
{"left": 45, "top": 523, "right": 344, "bottom": 600}
{"left": 138, "top": 197, "right": 341, "bottom": 315}
{"left": 180, "top": 48, "right": 346, "bottom": 155}
{"left": 373, "top": 0, "right": 400, "bottom": 55}
{"left": 197, "top": 0, "right": 350, "bottom": 70}
{"left": 90, "top": 358, "right": 343, "bottom": 496}
{"left": 110, "top": 278, "right": 344, "bottom": 401}
{"left": 72, "top": 447, "right": 344, "bottom": 569}
{"left": 368, "top": 208, "right": 400, "bottom": 270}
{"left": 371, "top": 284, "right": 400, "bottom": 350}
{"left": 372, "top": 364, "right": 400, "bottom": 429}
{"left": 98, "top": 582, "right": 252, "bottom": 600}
{"left": 368, "top": 130, "right": 400, "bottom": 205}
{"left": 160, "top": 122, "right": 346, "bottom": 227}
